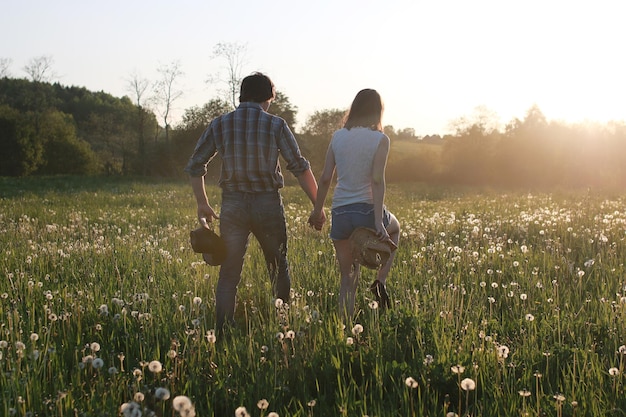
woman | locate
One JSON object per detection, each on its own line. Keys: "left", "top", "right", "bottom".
{"left": 309, "top": 89, "right": 400, "bottom": 319}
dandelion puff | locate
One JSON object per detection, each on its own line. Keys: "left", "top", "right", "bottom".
{"left": 257, "top": 399, "right": 269, "bottom": 410}
{"left": 268, "top": 413, "right": 279, "bottom": 417}
{"left": 30, "top": 333, "right": 39, "bottom": 342}
{"left": 285, "top": 330, "right": 295, "bottom": 339}
{"left": 206, "top": 330, "right": 217, "bottom": 344}
{"left": 451, "top": 365, "right": 465, "bottom": 374}
{"left": 234, "top": 406, "right": 250, "bottom": 417}
{"left": 460, "top": 378, "right": 476, "bottom": 391}
{"left": 619, "top": 345, "right": 626, "bottom": 355}
{"left": 148, "top": 360, "right": 163, "bottom": 373}
{"left": 525, "top": 313, "right": 535, "bottom": 321}
{"left": 351, "top": 324, "right": 364, "bottom": 336}
{"left": 108, "top": 366, "right": 118, "bottom": 375}
{"left": 274, "top": 298, "right": 284, "bottom": 308}
{"left": 90, "top": 342, "right": 101, "bottom": 352}
{"left": 154, "top": 387, "right": 171, "bottom": 400}
{"left": 193, "top": 296, "right": 202, "bottom": 306}
{"left": 518, "top": 389, "right": 531, "bottom": 397}
{"left": 609, "top": 367, "right": 620, "bottom": 376}
{"left": 346, "top": 337, "right": 354, "bottom": 346}
{"left": 173, "top": 396, "right": 193, "bottom": 411}
{"left": 369, "top": 300, "right": 379, "bottom": 310}
{"left": 0, "top": 340, "right": 7, "bottom": 349}
{"left": 405, "top": 377, "right": 419, "bottom": 388}
{"left": 134, "top": 392, "right": 145, "bottom": 402}
{"left": 423, "top": 354, "right": 434, "bottom": 366}
{"left": 92, "top": 358, "right": 104, "bottom": 369}
{"left": 554, "top": 393, "right": 566, "bottom": 402}
{"left": 307, "top": 400, "right": 316, "bottom": 407}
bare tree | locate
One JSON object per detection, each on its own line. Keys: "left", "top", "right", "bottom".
{"left": 210, "top": 42, "right": 248, "bottom": 108}
{"left": 153, "top": 61, "right": 184, "bottom": 142}
{"left": 23, "top": 55, "right": 57, "bottom": 82}
{"left": 126, "top": 71, "right": 152, "bottom": 173}
{"left": 0, "top": 57, "right": 12, "bottom": 78}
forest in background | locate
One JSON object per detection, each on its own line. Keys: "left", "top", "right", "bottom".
{"left": 1, "top": 76, "right": 626, "bottom": 189}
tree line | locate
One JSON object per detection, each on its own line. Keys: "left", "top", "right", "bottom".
{"left": 1, "top": 75, "right": 625, "bottom": 189}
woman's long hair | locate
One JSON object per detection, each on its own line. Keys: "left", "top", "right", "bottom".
{"left": 343, "top": 89, "right": 384, "bottom": 131}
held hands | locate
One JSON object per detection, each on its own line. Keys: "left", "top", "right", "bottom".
{"left": 308, "top": 209, "right": 326, "bottom": 231}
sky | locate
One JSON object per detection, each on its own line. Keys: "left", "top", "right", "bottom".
{"left": 1, "top": 0, "right": 625, "bottom": 136}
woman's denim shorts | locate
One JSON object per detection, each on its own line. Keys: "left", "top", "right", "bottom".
{"left": 330, "top": 202, "right": 392, "bottom": 240}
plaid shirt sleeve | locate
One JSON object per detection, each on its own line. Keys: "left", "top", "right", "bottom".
{"left": 184, "top": 122, "right": 218, "bottom": 177}
{"left": 276, "top": 121, "right": 310, "bottom": 177}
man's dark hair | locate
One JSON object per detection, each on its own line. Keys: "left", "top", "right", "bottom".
{"left": 239, "top": 72, "right": 276, "bottom": 103}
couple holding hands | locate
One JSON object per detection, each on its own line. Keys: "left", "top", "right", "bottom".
{"left": 185, "top": 72, "right": 400, "bottom": 332}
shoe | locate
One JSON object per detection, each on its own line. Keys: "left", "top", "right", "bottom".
{"left": 369, "top": 280, "right": 391, "bottom": 310}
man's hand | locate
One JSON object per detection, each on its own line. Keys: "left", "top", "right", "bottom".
{"left": 197, "top": 203, "right": 219, "bottom": 228}
{"left": 308, "top": 209, "right": 326, "bottom": 231}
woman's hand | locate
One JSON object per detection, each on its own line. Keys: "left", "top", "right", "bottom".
{"left": 308, "top": 209, "right": 326, "bottom": 231}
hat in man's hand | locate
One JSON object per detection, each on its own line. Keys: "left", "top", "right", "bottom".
{"left": 190, "top": 227, "right": 227, "bottom": 266}
{"left": 349, "top": 227, "right": 397, "bottom": 269}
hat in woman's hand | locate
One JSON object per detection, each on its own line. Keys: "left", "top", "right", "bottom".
{"left": 190, "top": 227, "right": 227, "bottom": 266}
{"left": 349, "top": 227, "right": 397, "bottom": 269}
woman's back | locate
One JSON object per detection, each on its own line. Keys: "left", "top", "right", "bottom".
{"left": 331, "top": 127, "right": 384, "bottom": 209}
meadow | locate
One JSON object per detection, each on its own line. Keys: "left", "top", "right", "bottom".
{"left": 1, "top": 177, "right": 626, "bottom": 417}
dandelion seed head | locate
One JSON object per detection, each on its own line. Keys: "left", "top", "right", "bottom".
{"left": 173, "top": 396, "right": 193, "bottom": 411}
{"left": 148, "top": 360, "right": 163, "bottom": 373}
{"left": 274, "top": 298, "right": 284, "bottom": 308}
{"left": 351, "top": 324, "right": 364, "bottom": 336}
{"left": 609, "top": 367, "right": 620, "bottom": 376}
{"left": 134, "top": 392, "right": 145, "bottom": 402}
{"left": 346, "top": 337, "right": 354, "bottom": 346}
{"left": 451, "top": 365, "right": 465, "bottom": 374}
{"left": 518, "top": 389, "right": 531, "bottom": 397}
{"left": 90, "top": 342, "right": 101, "bottom": 352}
{"left": 460, "top": 378, "right": 476, "bottom": 391}
{"left": 234, "top": 406, "right": 250, "bottom": 417}
{"left": 154, "top": 387, "right": 171, "bottom": 400}
{"left": 193, "top": 296, "right": 202, "bottom": 305}
{"left": 30, "top": 333, "right": 39, "bottom": 342}
{"left": 525, "top": 313, "right": 535, "bottom": 321}
{"left": 405, "top": 376, "right": 419, "bottom": 388}
{"left": 92, "top": 358, "right": 104, "bottom": 369}
{"left": 257, "top": 399, "right": 269, "bottom": 410}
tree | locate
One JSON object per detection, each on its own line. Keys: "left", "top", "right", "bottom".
{"left": 269, "top": 91, "right": 298, "bottom": 132}
{"left": 23, "top": 55, "right": 57, "bottom": 83}
{"left": 302, "top": 108, "right": 346, "bottom": 138}
{"left": 153, "top": 61, "right": 184, "bottom": 143}
{"left": 36, "top": 110, "right": 98, "bottom": 175}
{"left": 178, "top": 98, "right": 232, "bottom": 133}
{"left": 210, "top": 42, "right": 248, "bottom": 108}
{"left": 126, "top": 71, "right": 151, "bottom": 174}
{"left": 0, "top": 105, "right": 41, "bottom": 176}
{"left": 0, "top": 58, "right": 11, "bottom": 78}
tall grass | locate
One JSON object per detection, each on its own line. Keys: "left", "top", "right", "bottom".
{"left": 1, "top": 177, "right": 626, "bottom": 416}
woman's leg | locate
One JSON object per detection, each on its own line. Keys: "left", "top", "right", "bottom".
{"left": 334, "top": 239, "right": 360, "bottom": 321}
{"left": 377, "top": 213, "right": 400, "bottom": 285}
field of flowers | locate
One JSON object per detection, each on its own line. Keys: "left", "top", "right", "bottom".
{"left": 1, "top": 177, "right": 626, "bottom": 417}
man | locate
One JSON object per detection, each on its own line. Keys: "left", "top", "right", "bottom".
{"left": 185, "top": 72, "right": 325, "bottom": 332}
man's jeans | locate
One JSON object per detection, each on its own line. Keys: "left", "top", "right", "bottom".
{"left": 216, "top": 190, "right": 290, "bottom": 329}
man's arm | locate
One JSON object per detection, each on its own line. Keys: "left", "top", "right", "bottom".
{"left": 190, "top": 176, "right": 219, "bottom": 227}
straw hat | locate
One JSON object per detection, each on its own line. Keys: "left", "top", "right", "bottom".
{"left": 349, "top": 227, "right": 397, "bottom": 269}
{"left": 189, "top": 227, "right": 227, "bottom": 266}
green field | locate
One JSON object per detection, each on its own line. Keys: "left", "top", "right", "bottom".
{"left": 1, "top": 177, "right": 626, "bottom": 417}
